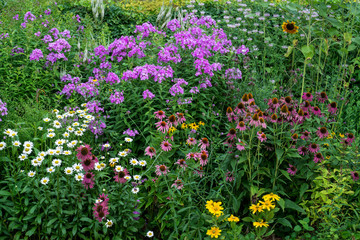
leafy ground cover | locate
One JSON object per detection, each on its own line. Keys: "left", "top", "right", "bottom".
{"left": 0, "top": 0, "right": 359, "bottom": 239}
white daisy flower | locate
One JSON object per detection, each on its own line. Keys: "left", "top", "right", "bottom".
{"left": 0, "top": 142, "right": 6, "bottom": 150}
{"left": 31, "top": 159, "right": 42, "bottom": 167}
{"left": 52, "top": 159, "right": 62, "bottom": 167}
{"left": 47, "top": 128, "right": 55, "bottom": 132}
{"left": 64, "top": 167, "right": 73, "bottom": 175}
{"left": 47, "top": 132, "right": 56, "bottom": 138}
{"left": 53, "top": 120, "right": 62, "bottom": 128}
{"left": 129, "top": 158, "right": 138, "bottom": 166}
{"left": 146, "top": 231, "right": 154, "bottom": 238}
{"left": 54, "top": 148, "right": 62, "bottom": 155}
{"left": 56, "top": 115, "right": 63, "bottom": 119}
{"left": 55, "top": 139, "right": 66, "bottom": 146}
{"left": 76, "top": 109, "right": 84, "bottom": 114}
{"left": 67, "top": 126, "right": 75, "bottom": 132}
{"left": 9, "top": 131, "right": 18, "bottom": 138}
{"left": 133, "top": 175, "right": 141, "bottom": 181}
{"left": 47, "top": 167, "right": 55, "bottom": 173}
{"left": 74, "top": 130, "right": 83, "bottom": 136}
{"left": 23, "top": 141, "right": 33, "bottom": 148}
{"left": 100, "top": 156, "right": 105, "bottom": 160}
{"left": 23, "top": 147, "right": 32, "bottom": 155}
{"left": 40, "top": 177, "right": 49, "bottom": 185}
{"left": 12, "top": 141, "right": 21, "bottom": 147}
{"left": 94, "top": 163, "right": 102, "bottom": 171}
{"left": 35, "top": 156, "right": 44, "bottom": 162}
{"left": 100, "top": 162, "right": 106, "bottom": 169}
{"left": 81, "top": 124, "right": 88, "bottom": 128}
{"left": 38, "top": 151, "right": 47, "bottom": 157}
{"left": 131, "top": 187, "right": 139, "bottom": 194}
{"left": 43, "top": 118, "right": 51, "bottom": 122}
{"left": 115, "top": 165, "right": 124, "bottom": 172}
{"left": 63, "top": 132, "right": 70, "bottom": 138}
{"left": 72, "top": 163, "right": 83, "bottom": 172}
{"left": 4, "top": 129, "right": 13, "bottom": 135}
{"left": 125, "top": 137, "right": 133, "bottom": 142}
{"left": 139, "top": 160, "right": 147, "bottom": 167}
{"left": 75, "top": 173, "right": 84, "bottom": 181}
{"left": 47, "top": 149, "right": 56, "bottom": 156}
{"left": 53, "top": 109, "right": 59, "bottom": 114}
{"left": 103, "top": 143, "right": 110, "bottom": 148}
{"left": 81, "top": 103, "right": 87, "bottom": 107}
{"left": 124, "top": 175, "right": 132, "bottom": 181}
{"left": 83, "top": 120, "right": 90, "bottom": 124}
{"left": 118, "top": 151, "right": 128, "bottom": 157}
{"left": 72, "top": 122, "right": 80, "bottom": 127}
{"left": 105, "top": 219, "right": 113, "bottom": 228}
{"left": 63, "top": 150, "right": 72, "bottom": 155}
{"left": 38, "top": 127, "right": 43, "bottom": 130}
{"left": 96, "top": 199, "right": 103, "bottom": 204}
{"left": 19, "top": 154, "right": 27, "bottom": 161}
{"left": 28, "top": 171, "right": 36, "bottom": 177}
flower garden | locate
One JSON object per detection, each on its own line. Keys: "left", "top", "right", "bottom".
{"left": 0, "top": 0, "right": 359, "bottom": 239}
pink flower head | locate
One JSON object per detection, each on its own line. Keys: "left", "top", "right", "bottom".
{"left": 226, "top": 171, "right": 234, "bottom": 182}
{"left": 236, "top": 139, "right": 246, "bottom": 151}
{"left": 302, "top": 100, "right": 311, "bottom": 112}
{"left": 81, "top": 155, "right": 98, "bottom": 171}
{"left": 302, "top": 92, "right": 313, "bottom": 102}
{"left": 176, "top": 112, "right": 186, "bottom": 124}
{"left": 226, "top": 107, "right": 236, "bottom": 122}
{"left": 236, "top": 121, "right": 247, "bottom": 131}
{"left": 346, "top": 133, "right": 355, "bottom": 143}
{"left": 161, "top": 140, "right": 172, "bottom": 152}
{"left": 259, "top": 117, "right": 267, "bottom": 129}
{"left": 351, "top": 171, "right": 359, "bottom": 182}
{"left": 168, "top": 114, "right": 178, "bottom": 127}
{"left": 193, "top": 167, "right": 204, "bottom": 178}
{"left": 113, "top": 168, "right": 129, "bottom": 183}
{"left": 298, "top": 146, "right": 308, "bottom": 156}
{"left": 186, "top": 152, "right": 197, "bottom": 160}
{"left": 313, "top": 152, "right": 324, "bottom": 163}
{"left": 198, "top": 138, "right": 210, "bottom": 150}
{"left": 143, "top": 89, "right": 155, "bottom": 99}
{"left": 154, "top": 110, "right": 166, "bottom": 120}
{"left": 301, "top": 131, "right": 311, "bottom": 140}
{"left": 227, "top": 128, "right": 237, "bottom": 140}
{"left": 309, "top": 143, "right": 319, "bottom": 153}
{"left": 287, "top": 164, "right": 297, "bottom": 176}
{"left": 93, "top": 201, "right": 109, "bottom": 222}
{"left": 145, "top": 146, "right": 156, "bottom": 158}
{"left": 312, "top": 106, "right": 321, "bottom": 116}
{"left": 317, "top": 91, "right": 328, "bottom": 103}
{"left": 198, "top": 151, "right": 208, "bottom": 166}
{"left": 155, "top": 120, "right": 169, "bottom": 133}
{"left": 76, "top": 144, "right": 92, "bottom": 161}
{"left": 171, "top": 178, "right": 184, "bottom": 190}
{"left": 249, "top": 113, "right": 260, "bottom": 127}
{"left": 174, "top": 159, "right": 187, "bottom": 170}
{"left": 328, "top": 102, "right": 337, "bottom": 115}
{"left": 186, "top": 137, "right": 197, "bottom": 146}
{"left": 98, "top": 193, "right": 109, "bottom": 205}
{"left": 316, "top": 127, "right": 329, "bottom": 139}
{"left": 155, "top": 164, "right": 169, "bottom": 176}
{"left": 82, "top": 172, "right": 95, "bottom": 189}
{"left": 258, "top": 132, "right": 267, "bottom": 142}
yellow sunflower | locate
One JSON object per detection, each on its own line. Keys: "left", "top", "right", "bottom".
{"left": 208, "top": 202, "right": 224, "bottom": 217}
{"left": 227, "top": 214, "right": 240, "bottom": 222}
{"left": 282, "top": 20, "right": 299, "bottom": 34}
{"left": 249, "top": 203, "right": 264, "bottom": 214}
{"left": 263, "top": 193, "right": 281, "bottom": 202}
{"left": 259, "top": 200, "right": 275, "bottom": 211}
{"left": 253, "top": 219, "right": 269, "bottom": 228}
{"left": 206, "top": 226, "right": 222, "bottom": 238}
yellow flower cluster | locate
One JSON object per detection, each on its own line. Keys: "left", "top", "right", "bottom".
{"left": 249, "top": 193, "right": 280, "bottom": 214}
{"left": 206, "top": 200, "right": 223, "bottom": 217}
{"left": 181, "top": 121, "right": 205, "bottom": 130}
{"left": 253, "top": 219, "right": 269, "bottom": 228}
{"left": 206, "top": 226, "right": 221, "bottom": 238}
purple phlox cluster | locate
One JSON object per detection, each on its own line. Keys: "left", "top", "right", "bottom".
{"left": 167, "top": 19, "right": 181, "bottom": 32}
{"left": 94, "top": 45, "right": 109, "bottom": 62}
{"left": 107, "top": 36, "right": 150, "bottom": 62}
{"left": 34, "top": 31, "right": 41, "bottom": 37}
{"left": 123, "top": 128, "right": 139, "bottom": 137}
{"left": 73, "top": 15, "right": 81, "bottom": 23}
{"left": 109, "top": 90, "right": 124, "bottom": 104}
{"left": 42, "top": 35, "right": 53, "bottom": 43}
{"left": 225, "top": 68, "right": 242, "bottom": 80}
{"left": 158, "top": 44, "right": 181, "bottom": 64}
{"left": 105, "top": 72, "right": 120, "bottom": 85}
{"left": 185, "top": 13, "right": 217, "bottom": 28}
{"left": 89, "top": 119, "right": 106, "bottom": 136}
{"left": 177, "top": 97, "right": 192, "bottom": 105}
{"left": 42, "top": 20, "right": 49, "bottom": 28}
{"left": 0, "top": 33, "right": 9, "bottom": 40}
{"left": 169, "top": 78, "right": 188, "bottom": 96}
{"left": 77, "top": 25, "right": 84, "bottom": 32}
{"left": 10, "top": 46, "right": 24, "bottom": 56}
{"left": 99, "top": 61, "right": 112, "bottom": 70}
{"left": 86, "top": 100, "right": 104, "bottom": 113}
{"left": 46, "top": 52, "right": 67, "bottom": 64}
{"left": 60, "top": 30, "right": 71, "bottom": 38}
{"left": 93, "top": 68, "right": 106, "bottom": 80}
{"left": 49, "top": 28, "right": 60, "bottom": 39}
{"left": 122, "top": 64, "right": 174, "bottom": 83}
{"left": 44, "top": 9, "right": 51, "bottom": 15}
{"left": 236, "top": 45, "right": 249, "bottom": 55}
{"left": 194, "top": 58, "right": 222, "bottom": 77}
{"left": 13, "top": 14, "right": 19, "bottom": 21}
{"left": 199, "top": 77, "right": 212, "bottom": 89}
{"left": 189, "top": 86, "right": 199, "bottom": 94}
{"left": 48, "top": 39, "right": 71, "bottom": 53}
{"left": 29, "top": 49, "right": 44, "bottom": 61}
{"left": 61, "top": 81, "right": 99, "bottom": 99}
{"left": 61, "top": 74, "right": 80, "bottom": 84}
{"left": 24, "top": 11, "right": 36, "bottom": 22}
{"left": 0, "top": 99, "right": 8, "bottom": 121}
{"left": 134, "top": 22, "right": 166, "bottom": 40}
{"left": 143, "top": 89, "right": 155, "bottom": 100}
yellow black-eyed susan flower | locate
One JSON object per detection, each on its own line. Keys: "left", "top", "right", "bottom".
{"left": 282, "top": 20, "right": 299, "bottom": 34}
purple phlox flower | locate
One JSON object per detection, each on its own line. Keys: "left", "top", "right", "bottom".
{"left": 143, "top": 89, "right": 155, "bottom": 100}
{"left": 48, "top": 38, "right": 71, "bottom": 53}
{"left": 123, "top": 129, "right": 139, "bottom": 137}
{"left": 225, "top": 67, "right": 242, "bottom": 80}
{"left": 44, "top": 9, "right": 51, "bottom": 15}
{"left": 0, "top": 99, "right": 8, "bottom": 121}
{"left": 106, "top": 72, "right": 120, "bottom": 85}
{"left": 24, "top": 11, "right": 36, "bottom": 21}
{"left": 109, "top": 90, "right": 124, "bottom": 104}
{"left": 49, "top": 28, "right": 60, "bottom": 39}
{"left": 236, "top": 45, "right": 249, "bottom": 55}
{"left": 42, "top": 35, "right": 53, "bottom": 43}
{"left": 134, "top": 22, "right": 166, "bottom": 40}
{"left": 167, "top": 19, "right": 181, "bottom": 32}
{"left": 60, "top": 30, "right": 71, "bottom": 38}
{"left": 86, "top": 100, "right": 104, "bottom": 113}
{"left": 29, "top": 49, "right": 44, "bottom": 61}
{"left": 13, "top": 14, "right": 19, "bottom": 20}
{"left": 169, "top": 78, "right": 188, "bottom": 96}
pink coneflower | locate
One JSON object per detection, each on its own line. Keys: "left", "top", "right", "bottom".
{"left": 249, "top": 113, "right": 260, "bottom": 127}
{"left": 280, "top": 105, "right": 289, "bottom": 117}
{"left": 227, "top": 128, "right": 237, "bottom": 140}
{"left": 291, "top": 133, "right": 299, "bottom": 142}
{"left": 258, "top": 133, "right": 267, "bottom": 142}
{"left": 346, "top": 133, "right": 355, "bottom": 143}
{"left": 168, "top": 115, "right": 178, "bottom": 127}
{"left": 296, "top": 109, "right": 305, "bottom": 122}
{"left": 145, "top": 146, "right": 156, "bottom": 158}
{"left": 309, "top": 143, "right": 319, "bottom": 153}
{"left": 176, "top": 112, "right": 186, "bottom": 124}
{"left": 76, "top": 144, "right": 92, "bottom": 161}
{"left": 236, "top": 139, "right": 246, "bottom": 151}
{"left": 316, "top": 127, "right": 329, "bottom": 139}
{"left": 186, "top": 152, "right": 197, "bottom": 160}
{"left": 269, "top": 97, "right": 280, "bottom": 109}
{"left": 161, "top": 140, "right": 172, "bottom": 151}
{"left": 270, "top": 113, "right": 278, "bottom": 123}
{"left": 351, "top": 171, "right": 359, "bottom": 181}
{"left": 317, "top": 91, "right": 328, "bottom": 103}
{"left": 155, "top": 121, "right": 169, "bottom": 133}
{"left": 341, "top": 138, "right": 352, "bottom": 146}
{"left": 226, "top": 171, "right": 234, "bottom": 182}
{"left": 93, "top": 202, "right": 109, "bottom": 222}
{"left": 287, "top": 164, "right": 297, "bottom": 176}
{"left": 302, "top": 92, "right": 313, "bottom": 101}
{"left": 301, "top": 131, "right": 311, "bottom": 140}
{"left": 235, "top": 102, "right": 246, "bottom": 114}
{"left": 313, "top": 152, "right": 324, "bottom": 163}
{"left": 223, "top": 138, "right": 234, "bottom": 148}
{"left": 248, "top": 93, "right": 254, "bottom": 103}
{"left": 155, "top": 164, "right": 169, "bottom": 176}
{"left": 284, "top": 96, "right": 292, "bottom": 105}
{"left": 259, "top": 117, "right": 267, "bottom": 128}
{"left": 298, "top": 146, "right": 308, "bottom": 156}
{"left": 82, "top": 172, "right": 95, "bottom": 189}
{"left": 113, "top": 168, "right": 129, "bottom": 183}
{"left": 171, "top": 178, "right": 184, "bottom": 190}
{"left": 302, "top": 100, "right": 311, "bottom": 112}
{"left": 199, "top": 151, "right": 208, "bottom": 166}
{"left": 328, "top": 102, "right": 337, "bottom": 115}
{"left": 154, "top": 110, "right": 166, "bottom": 120}
{"left": 241, "top": 93, "right": 249, "bottom": 104}
{"left": 193, "top": 167, "right": 204, "bottom": 178}
{"left": 236, "top": 121, "right": 247, "bottom": 131}
{"left": 98, "top": 193, "right": 109, "bottom": 205}
{"left": 186, "top": 137, "right": 197, "bottom": 146}
{"left": 198, "top": 138, "right": 210, "bottom": 150}
{"left": 81, "top": 155, "right": 98, "bottom": 171}
{"left": 174, "top": 159, "right": 187, "bottom": 170}
{"left": 226, "top": 107, "right": 235, "bottom": 122}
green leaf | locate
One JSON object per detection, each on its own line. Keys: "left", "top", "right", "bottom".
{"left": 25, "top": 226, "right": 37, "bottom": 236}
{"left": 301, "top": 45, "right": 315, "bottom": 60}
{"left": 47, "top": 218, "right": 57, "bottom": 227}
{"left": 299, "top": 183, "right": 308, "bottom": 199}
{"left": 284, "top": 46, "right": 294, "bottom": 57}
{"left": 285, "top": 199, "right": 305, "bottom": 214}
{"left": 0, "top": 190, "right": 11, "bottom": 196}
{"left": 277, "top": 218, "right": 292, "bottom": 228}
{"left": 242, "top": 217, "right": 253, "bottom": 222}
{"left": 278, "top": 198, "right": 285, "bottom": 212}
{"left": 294, "top": 225, "right": 302, "bottom": 232}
